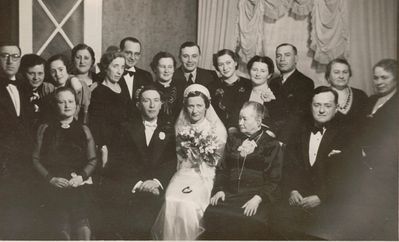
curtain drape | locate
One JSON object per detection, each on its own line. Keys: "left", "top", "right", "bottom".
{"left": 198, "top": 0, "right": 239, "bottom": 70}
{"left": 197, "top": 0, "right": 397, "bottom": 95}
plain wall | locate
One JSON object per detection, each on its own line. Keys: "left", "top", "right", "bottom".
{"left": 102, "top": 0, "right": 198, "bottom": 74}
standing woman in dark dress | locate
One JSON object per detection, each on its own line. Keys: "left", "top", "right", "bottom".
{"left": 325, "top": 58, "right": 368, "bottom": 128}
{"left": 32, "top": 87, "right": 97, "bottom": 240}
{"left": 150, "top": 51, "right": 183, "bottom": 124}
{"left": 88, "top": 50, "right": 129, "bottom": 164}
{"left": 210, "top": 49, "right": 252, "bottom": 130}
{"left": 204, "top": 101, "right": 283, "bottom": 240}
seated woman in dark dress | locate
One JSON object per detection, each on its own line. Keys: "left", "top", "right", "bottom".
{"left": 32, "top": 87, "right": 97, "bottom": 240}
{"left": 325, "top": 58, "right": 368, "bottom": 128}
{"left": 209, "top": 49, "right": 252, "bottom": 130}
{"left": 204, "top": 101, "right": 283, "bottom": 240}
{"left": 88, "top": 50, "right": 129, "bottom": 166}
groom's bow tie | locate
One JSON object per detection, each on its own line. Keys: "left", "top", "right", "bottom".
{"left": 144, "top": 121, "right": 157, "bottom": 129}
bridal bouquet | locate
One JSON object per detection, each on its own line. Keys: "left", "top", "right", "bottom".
{"left": 177, "top": 127, "right": 219, "bottom": 167}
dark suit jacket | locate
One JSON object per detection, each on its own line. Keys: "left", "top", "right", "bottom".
{"left": 268, "top": 69, "right": 314, "bottom": 143}
{"left": 104, "top": 116, "right": 176, "bottom": 199}
{"left": 173, "top": 66, "right": 218, "bottom": 89}
{"left": 283, "top": 119, "right": 350, "bottom": 204}
{"left": 119, "top": 67, "right": 153, "bottom": 117}
{"left": 0, "top": 76, "right": 34, "bottom": 197}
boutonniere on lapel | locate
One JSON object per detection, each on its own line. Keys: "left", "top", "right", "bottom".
{"left": 328, "top": 149, "right": 342, "bottom": 157}
{"left": 237, "top": 139, "right": 257, "bottom": 157}
{"left": 159, "top": 131, "right": 166, "bottom": 140}
{"left": 238, "top": 86, "right": 246, "bottom": 93}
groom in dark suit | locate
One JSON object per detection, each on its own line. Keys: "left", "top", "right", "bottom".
{"left": 270, "top": 86, "right": 360, "bottom": 240}
{"left": 119, "top": 37, "right": 153, "bottom": 118}
{"left": 100, "top": 86, "right": 176, "bottom": 239}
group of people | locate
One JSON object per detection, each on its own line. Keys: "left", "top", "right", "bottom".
{"left": 0, "top": 37, "right": 397, "bottom": 240}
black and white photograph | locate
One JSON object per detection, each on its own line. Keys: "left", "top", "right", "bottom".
{"left": 0, "top": 0, "right": 397, "bottom": 240}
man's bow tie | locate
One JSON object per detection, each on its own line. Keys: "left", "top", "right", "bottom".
{"left": 144, "top": 121, "right": 157, "bottom": 128}
{"left": 5, "top": 80, "right": 17, "bottom": 86}
{"left": 311, "top": 125, "right": 324, "bottom": 135}
{"left": 124, "top": 70, "right": 135, "bottom": 77}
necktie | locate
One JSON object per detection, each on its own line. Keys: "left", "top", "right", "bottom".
{"left": 124, "top": 70, "right": 134, "bottom": 77}
{"left": 187, "top": 73, "right": 194, "bottom": 85}
{"left": 311, "top": 125, "right": 324, "bottom": 135}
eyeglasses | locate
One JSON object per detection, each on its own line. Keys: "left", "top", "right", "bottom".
{"left": 0, "top": 53, "right": 21, "bottom": 62}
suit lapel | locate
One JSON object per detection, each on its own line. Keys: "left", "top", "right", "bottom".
{"left": 313, "top": 126, "right": 338, "bottom": 167}
{"left": 128, "top": 119, "right": 148, "bottom": 162}
{"left": 300, "top": 126, "right": 311, "bottom": 169}
{"left": 147, "top": 126, "right": 168, "bottom": 166}
{"left": 0, "top": 85, "right": 18, "bottom": 118}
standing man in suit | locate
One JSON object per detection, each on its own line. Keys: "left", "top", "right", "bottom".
{"left": 100, "top": 86, "right": 176, "bottom": 240}
{"left": 173, "top": 41, "right": 218, "bottom": 89}
{"left": 271, "top": 86, "right": 355, "bottom": 240}
{"left": 268, "top": 43, "right": 314, "bottom": 144}
{"left": 119, "top": 37, "right": 153, "bottom": 117}
{"left": 0, "top": 43, "right": 35, "bottom": 239}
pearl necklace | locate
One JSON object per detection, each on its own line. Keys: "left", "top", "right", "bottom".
{"left": 338, "top": 87, "right": 352, "bottom": 113}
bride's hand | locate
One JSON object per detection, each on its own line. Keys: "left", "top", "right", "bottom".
{"left": 210, "top": 191, "right": 225, "bottom": 206}
{"left": 242, "top": 195, "right": 262, "bottom": 216}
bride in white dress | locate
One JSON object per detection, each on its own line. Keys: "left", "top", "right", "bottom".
{"left": 152, "top": 84, "right": 227, "bottom": 240}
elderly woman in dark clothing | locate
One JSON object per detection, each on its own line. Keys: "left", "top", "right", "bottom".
{"left": 325, "top": 58, "right": 368, "bottom": 127}
{"left": 32, "top": 87, "right": 97, "bottom": 240}
{"left": 209, "top": 49, "right": 252, "bottom": 129}
{"left": 204, "top": 101, "right": 283, "bottom": 240}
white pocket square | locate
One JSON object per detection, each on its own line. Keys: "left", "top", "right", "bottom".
{"left": 328, "top": 149, "right": 342, "bottom": 157}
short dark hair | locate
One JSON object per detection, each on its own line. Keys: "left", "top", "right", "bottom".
{"left": 213, "top": 49, "right": 239, "bottom": 71}
{"left": 71, "top": 43, "right": 96, "bottom": 68}
{"left": 325, "top": 58, "right": 352, "bottom": 81}
{"left": 246, "top": 55, "right": 275, "bottom": 74}
{"left": 179, "top": 41, "right": 201, "bottom": 56}
{"left": 99, "top": 50, "right": 125, "bottom": 73}
{"left": 137, "top": 85, "right": 164, "bottom": 102}
{"left": 241, "top": 101, "right": 269, "bottom": 121}
{"left": 119, "top": 37, "right": 142, "bottom": 51}
{"left": 184, "top": 91, "right": 210, "bottom": 109}
{"left": 150, "top": 51, "right": 177, "bottom": 72}
{"left": 0, "top": 43, "right": 21, "bottom": 55}
{"left": 276, "top": 43, "right": 297, "bottom": 55}
{"left": 20, "top": 54, "right": 46, "bottom": 74}
{"left": 373, "top": 59, "right": 398, "bottom": 80}
{"left": 312, "top": 86, "right": 339, "bottom": 105}
{"left": 47, "top": 54, "right": 72, "bottom": 73}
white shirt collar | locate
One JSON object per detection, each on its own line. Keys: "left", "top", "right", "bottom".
{"left": 184, "top": 69, "right": 197, "bottom": 81}
{"left": 281, "top": 68, "right": 296, "bottom": 84}
{"left": 158, "top": 80, "right": 172, "bottom": 88}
